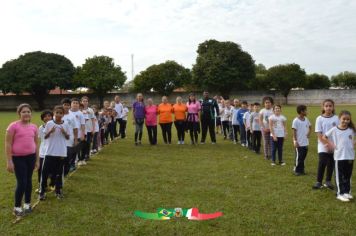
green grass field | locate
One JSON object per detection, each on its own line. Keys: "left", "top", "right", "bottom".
{"left": 1, "top": 106, "right": 356, "bottom": 235}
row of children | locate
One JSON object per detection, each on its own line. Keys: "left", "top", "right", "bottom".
{"left": 6, "top": 96, "right": 129, "bottom": 216}
{"left": 216, "top": 96, "right": 355, "bottom": 202}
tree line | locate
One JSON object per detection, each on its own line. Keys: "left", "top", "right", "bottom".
{"left": 0, "top": 39, "right": 355, "bottom": 109}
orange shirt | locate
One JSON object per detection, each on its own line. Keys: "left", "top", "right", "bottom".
{"left": 158, "top": 103, "right": 173, "bottom": 123}
{"left": 173, "top": 103, "right": 187, "bottom": 121}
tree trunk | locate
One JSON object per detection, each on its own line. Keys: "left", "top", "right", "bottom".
{"left": 98, "top": 94, "right": 104, "bottom": 108}
{"left": 32, "top": 92, "right": 47, "bottom": 110}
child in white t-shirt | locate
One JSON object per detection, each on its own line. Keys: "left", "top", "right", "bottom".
{"left": 313, "top": 99, "right": 339, "bottom": 190}
{"left": 120, "top": 102, "right": 129, "bottom": 139}
{"left": 259, "top": 97, "right": 274, "bottom": 160}
{"left": 40, "top": 106, "right": 70, "bottom": 200}
{"left": 221, "top": 100, "right": 232, "bottom": 140}
{"left": 269, "top": 104, "right": 287, "bottom": 166}
{"left": 292, "top": 105, "right": 311, "bottom": 175}
{"left": 37, "top": 110, "right": 53, "bottom": 191}
{"left": 323, "top": 110, "right": 355, "bottom": 202}
{"left": 243, "top": 104, "right": 252, "bottom": 149}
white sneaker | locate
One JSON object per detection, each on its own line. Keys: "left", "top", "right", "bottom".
{"left": 78, "top": 161, "right": 83, "bottom": 166}
{"left": 344, "top": 193, "right": 354, "bottom": 200}
{"left": 82, "top": 160, "right": 87, "bottom": 165}
{"left": 336, "top": 194, "right": 350, "bottom": 202}
{"left": 177, "top": 141, "right": 181, "bottom": 145}
{"left": 271, "top": 162, "right": 276, "bottom": 166}
{"left": 181, "top": 141, "right": 184, "bottom": 145}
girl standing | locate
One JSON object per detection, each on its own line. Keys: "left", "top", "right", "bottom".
{"left": 221, "top": 100, "right": 232, "bottom": 140}
{"left": 259, "top": 97, "right": 274, "bottom": 160}
{"left": 324, "top": 111, "right": 355, "bottom": 202}
{"left": 269, "top": 105, "right": 287, "bottom": 166}
{"left": 173, "top": 97, "right": 188, "bottom": 144}
{"left": 313, "top": 99, "right": 339, "bottom": 190}
{"left": 132, "top": 93, "right": 145, "bottom": 145}
{"left": 145, "top": 98, "right": 158, "bottom": 145}
{"left": 5, "top": 104, "right": 39, "bottom": 216}
{"left": 186, "top": 93, "right": 201, "bottom": 145}
{"left": 158, "top": 96, "right": 173, "bottom": 144}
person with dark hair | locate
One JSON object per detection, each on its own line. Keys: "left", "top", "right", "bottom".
{"left": 186, "top": 93, "right": 201, "bottom": 145}
{"left": 259, "top": 96, "right": 274, "bottom": 160}
{"left": 69, "top": 98, "right": 86, "bottom": 167}
{"left": 269, "top": 105, "right": 287, "bottom": 166}
{"left": 145, "top": 98, "right": 158, "bottom": 145}
{"left": 250, "top": 103, "right": 262, "bottom": 154}
{"left": 5, "top": 104, "right": 39, "bottom": 216}
{"left": 323, "top": 110, "right": 356, "bottom": 202}
{"left": 200, "top": 91, "right": 219, "bottom": 144}
{"left": 39, "top": 105, "right": 70, "bottom": 200}
{"left": 173, "top": 96, "right": 187, "bottom": 144}
{"left": 62, "top": 98, "right": 79, "bottom": 175}
{"left": 237, "top": 101, "right": 249, "bottom": 146}
{"left": 81, "top": 96, "right": 95, "bottom": 162}
{"left": 37, "top": 110, "right": 53, "bottom": 192}
{"left": 292, "top": 105, "right": 311, "bottom": 176}
{"left": 114, "top": 95, "right": 124, "bottom": 138}
{"left": 313, "top": 99, "right": 339, "bottom": 190}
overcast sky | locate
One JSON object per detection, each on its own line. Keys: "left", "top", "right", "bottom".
{"left": 1, "top": 0, "right": 355, "bottom": 80}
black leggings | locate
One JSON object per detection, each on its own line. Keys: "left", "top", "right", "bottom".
{"left": 222, "top": 121, "right": 230, "bottom": 138}
{"left": 13, "top": 154, "right": 36, "bottom": 207}
{"left": 160, "top": 123, "right": 172, "bottom": 144}
{"left": 174, "top": 120, "right": 185, "bottom": 142}
{"left": 135, "top": 118, "right": 144, "bottom": 142}
{"left": 146, "top": 125, "right": 157, "bottom": 145}
{"left": 187, "top": 122, "right": 199, "bottom": 144}
{"left": 80, "top": 132, "right": 93, "bottom": 161}
{"left": 317, "top": 152, "right": 334, "bottom": 183}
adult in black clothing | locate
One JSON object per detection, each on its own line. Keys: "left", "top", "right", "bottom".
{"left": 200, "top": 91, "right": 219, "bottom": 144}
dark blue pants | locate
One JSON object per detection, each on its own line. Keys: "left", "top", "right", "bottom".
{"left": 295, "top": 146, "right": 308, "bottom": 174}
{"left": 272, "top": 137, "right": 284, "bottom": 163}
{"left": 13, "top": 154, "right": 36, "bottom": 207}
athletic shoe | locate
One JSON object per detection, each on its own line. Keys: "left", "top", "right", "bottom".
{"left": 323, "top": 182, "right": 334, "bottom": 190}
{"left": 177, "top": 141, "right": 181, "bottom": 145}
{"left": 82, "top": 160, "right": 87, "bottom": 165}
{"left": 271, "top": 162, "right": 276, "bottom": 166}
{"left": 56, "top": 191, "right": 64, "bottom": 200}
{"left": 343, "top": 193, "right": 354, "bottom": 200}
{"left": 211, "top": 142, "right": 216, "bottom": 145}
{"left": 336, "top": 194, "right": 350, "bottom": 202}
{"left": 39, "top": 193, "right": 46, "bottom": 201}
{"left": 312, "top": 182, "right": 323, "bottom": 190}
{"left": 181, "top": 141, "right": 185, "bottom": 145}
{"left": 280, "top": 162, "right": 286, "bottom": 166}
{"left": 13, "top": 208, "right": 24, "bottom": 217}
{"left": 23, "top": 205, "right": 32, "bottom": 215}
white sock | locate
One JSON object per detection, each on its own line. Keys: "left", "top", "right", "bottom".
{"left": 23, "top": 203, "right": 31, "bottom": 209}
{"left": 14, "top": 207, "right": 23, "bottom": 212}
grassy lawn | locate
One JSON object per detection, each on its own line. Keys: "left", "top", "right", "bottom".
{"left": 1, "top": 105, "right": 356, "bottom": 235}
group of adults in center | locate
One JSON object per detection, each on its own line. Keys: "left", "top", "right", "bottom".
{"left": 132, "top": 91, "right": 219, "bottom": 146}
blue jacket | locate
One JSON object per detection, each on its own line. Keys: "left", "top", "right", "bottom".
{"left": 237, "top": 108, "right": 248, "bottom": 126}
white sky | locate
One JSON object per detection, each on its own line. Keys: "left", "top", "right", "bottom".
{"left": 0, "top": 0, "right": 355, "bottom": 80}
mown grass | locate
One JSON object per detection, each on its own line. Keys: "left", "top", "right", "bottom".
{"left": 1, "top": 105, "right": 356, "bottom": 235}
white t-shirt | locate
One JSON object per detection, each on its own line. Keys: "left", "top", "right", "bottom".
{"left": 269, "top": 114, "right": 287, "bottom": 137}
{"left": 259, "top": 108, "right": 273, "bottom": 129}
{"left": 82, "top": 107, "right": 95, "bottom": 133}
{"left": 122, "top": 107, "right": 129, "bottom": 121}
{"left": 251, "top": 112, "right": 261, "bottom": 131}
{"left": 292, "top": 117, "right": 311, "bottom": 147}
{"left": 231, "top": 107, "right": 240, "bottom": 125}
{"left": 94, "top": 115, "right": 99, "bottom": 132}
{"left": 44, "top": 120, "right": 70, "bottom": 157}
{"left": 217, "top": 103, "right": 223, "bottom": 117}
{"left": 221, "top": 107, "right": 232, "bottom": 122}
{"left": 325, "top": 127, "right": 355, "bottom": 160}
{"left": 69, "top": 110, "right": 85, "bottom": 139}
{"left": 63, "top": 113, "right": 78, "bottom": 147}
{"left": 114, "top": 102, "right": 123, "bottom": 119}
{"left": 38, "top": 125, "right": 47, "bottom": 158}
{"left": 243, "top": 111, "right": 251, "bottom": 129}
{"left": 315, "top": 115, "right": 339, "bottom": 153}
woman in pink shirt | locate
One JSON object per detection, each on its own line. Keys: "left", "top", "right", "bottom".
{"left": 145, "top": 98, "right": 158, "bottom": 145}
{"left": 5, "top": 104, "right": 39, "bottom": 217}
{"left": 186, "top": 93, "right": 201, "bottom": 145}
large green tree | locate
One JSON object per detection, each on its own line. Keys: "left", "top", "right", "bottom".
{"left": 133, "top": 60, "right": 191, "bottom": 95}
{"left": 191, "top": 39, "right": 255, "bottom": 96}
{"left": 304, "top": 73, "right": 330, "bottom": 89}
{"left": 248, "top": 63, "right": 268, "bottom": 90}
{"left": 266, "top": 63, "right": 306, "bottom": 103}
{"left": 0, "top": 51, "right": 75, "bottom": 109}
{"left": 331, "top": 71, "right": 356, "bottom": 89}
{"left": 74, "top": 56, "right": 126, "bottom": 107}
